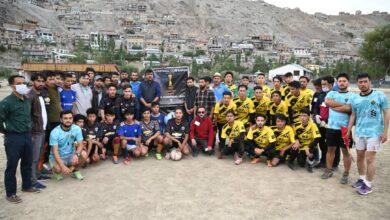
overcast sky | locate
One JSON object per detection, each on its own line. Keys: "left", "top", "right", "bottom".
{"left": 264, "top": 0, "right": 390, "bottom": 15}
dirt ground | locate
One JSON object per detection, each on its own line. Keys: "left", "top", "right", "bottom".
{"left": 0, "top": 85, "right": 390, "bottom": 219}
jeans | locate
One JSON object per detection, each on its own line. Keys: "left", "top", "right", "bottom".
{"left": 4, "top": 132, "right": 33, "bottom": 197}
{"left": 31, "top": 133, "right": 45, "bottom": 184}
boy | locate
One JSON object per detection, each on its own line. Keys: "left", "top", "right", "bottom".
{"left": 59, "top": 73, "right": 76, "bottom": 112}
{"left": 84, "top": 108, "right": 103, "bottom": 163}
{"left": 140, "top": 108, "right": 164, "bottom": 160}
{"left": 271, "top": 114, "right": 296, "bottom": 166}
{"left": 100, "top": 109, "right": 121, "bottom": 164}
{"left": 163, "top": 108, "right": 190, "bottom": 159}
{"left": 268, "top": 91, "right": 289, "bottom": 126}
{"left": 118, "top": 109, "right": 142, "bottom": 165}
{"left": 151, "top": 102, "right": 166, "bottom": 133}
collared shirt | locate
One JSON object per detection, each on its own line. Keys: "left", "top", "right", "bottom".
{"left": 71, "top": 83, "right": 93, "bottom": 116}
{"left": 0, "top": 93, "right": 32, "bottom": 133}
{"left": 140, "top": 80, "right": 161, "bottom": 104}
{"left": 212, "top": 83, "right": 230, "bottom": 102}
{"left": 194, "top": 88, "right": 216, "bottom": 116}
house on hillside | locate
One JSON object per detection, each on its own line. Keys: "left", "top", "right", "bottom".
{"left": 268, "top": 64, "right": 313, "bottom": 81}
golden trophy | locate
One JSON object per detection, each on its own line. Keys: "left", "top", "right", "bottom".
{"left": 167, "top": 72, "right": 175, "bottom": 95}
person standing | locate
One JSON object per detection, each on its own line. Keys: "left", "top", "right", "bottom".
{"left": 130, "top": 72, "right": 141, "bottom": 99}
{"left": 348, "top": 73, "right": 390, "bottom": 195}
{"left": 184, "top": 77, "right": 197, "bottom": 123}
{"left": 212, "top": 72, "right": 230, "bottom": 102}
{"left": 91, "top": 75, "right": 104, "bottom": 111}
{"left": 194, "top": 77, "right": 216, "bottom": 118}
{"left": 28, "top": 73, "right": 49, "bottom": 189}
{"left": 0, "top": 75, "right": 40, "bottom": 203}
{"left": 139, "top": 69, "right": 161, "bottom": 111}
{"left": 71, "top": 72, "right": 93, "bottom": 116}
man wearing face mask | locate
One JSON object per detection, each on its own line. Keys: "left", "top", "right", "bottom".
{"left": 0, "top": 75, "right": 40, "bottom": 204}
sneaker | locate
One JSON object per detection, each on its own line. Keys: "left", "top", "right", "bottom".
{"left": 321, "top": 169, "right": 333, "bottom": 179}
{"left": 112, "top": 155, "right": 119, "bottom": 164}
{"left": 53, "top": 173, "right": 63, "bottom": 181}
{"left": 6, "top": 195, "right": 22, "bottom": 204}
{"left": 33, "top": 182, "right": 46, "bottom": 189}
{"left": 234, "top": 157, "right": 243, "bottom": 165}
{"left": 164, "top": 153, "right": 170, "bottom": 160}
{"left": 287, "top": 161, "right": 295, "bottom": 170}
{"left": 332, "top": 166, "right": 339, "bottom": 172}
{"left": 71, "top": 171, "right": 84, "bottom": 180}
{"left": 340, "top": 173, "right": 349, "bottom": 185}
{"left": 357, "top": 183, "right": 373, "bottom": 195}
{"left": 352, "top": 179, "right": 365, "bottom": 189}
{"left": 192, "top": 149, "right": 199, "bottom": 157}
{"left": 21, "top": 188, "right": 40, "bottom": 194}
{"left": 307, "top": 166, "right": 313, "bottom": 173}
{"left": 313, "top": 160, "right": 321, "bottom": 167}
{"left": 37, "top": 175, "right": 51, "bottom": 181}
{"left": 155, "top": 153, "right": 163, "bottom": 160}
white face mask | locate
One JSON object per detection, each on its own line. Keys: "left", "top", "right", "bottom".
{"left": 15, "top": 84, "right": 30, "bottom": 95}
{"left": 256, "top": 122, "right": 264, "bottom": 128}
{"left": 322, "top": 87, "right": 330, "bottom": 92}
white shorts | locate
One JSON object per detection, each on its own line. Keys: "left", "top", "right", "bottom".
{"left": 126, "top": 144, "right": 137, "bottom": 151}
{"left": 355, "top": 137, "right": 381, "bottom": 152}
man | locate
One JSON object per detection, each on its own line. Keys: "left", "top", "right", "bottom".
{"left": 164, "top": 108, "right": 190, "bottom": 158}
{"left": 71, "top": 72, "right": 92, "bottom": 116}
{"left": 348, "top": 73, "right": 389, "bottom": 195}
{"left": 194, "top": 77, "right": 216, "bottom": 118}
{"left": 84, "top": 108, "right": 104, "bottom": 163}
{"left": 139, "top": 69, "right": 161, "bottom": 110}
{"left": 321, "top": 73, "right": 356, "bottom": 184}
{"left": 120, "top": 70, "right": 129, "bottom": 82}
{"left": 289, "top": 109, "right": 321, "bottom": 172}
{"left": 283, "top": 72, "right": 293, "bottom": 95}
{"left": 246, "top": 115, "right": 276, "bottom": 167}
{"left": 220, "top": 110, "right": 246, "bottom": 165}
{"left": 299, "top": 76, "right": 314, "bottom": 103}
{"left": 99, "top": 109, "right": 121, "bottom": 163}
{"left": 0, "top": 75, "right": 40, "bottom": 203}
{"left": 223, "top": 71, "right": 237, "bottom": 95}
{"left": 130, "top": 72, "right": 141, "bottom": 99}
{"left": 270, "top": 76, "right": 286, "bottom": 100}
{"left": 271, "top": 114, "right": 295, "bottom": 166}
{"left": 86, "top": 67, "right": 95, "bottom": 88}
{"left": 99, "top": 83, "right": 118, "bottom": 119}
{"left": 115, "top": 84, "right": 139, "bottom": 121}
{"left": 190, "top": 106, "right": 214, "bottom": 156}
{"left": 151, "top": 102, "right": 166, "bottom": 133}
{"left": 59, "top": 73, "right": 76, "bottom": 112}
{"left": 28, "top": 73, "right": 49, "bottom": 189}
{"left": 118, "top": 109, "right": 142, "bottom": 165}
{"left": 140, "top": 108, "right": 164, "bottom": 160}
{"left": 103, "top": 76, "right": 112, "bottom": 88}
{"left": 252, "top": 86, "right": 271, "bottom": 123}
{"left": 268, "top": 91, "right": 289, "bottom": 126}
{"left": 285, "top": 81, "right": 311, "bottom": 126}
{"left": 234, "top": 76, "right": 254, "bottom": 98}
{"left": 212, "top": 72, "right": 230, "bottom": 102}
{"left": 233, "top": 85, "right": 255, "bottom": 126}
{"left": 184, "top": 77, "right": 197, "bottom": 122}
{"left": 111, "top": 72, "right": 120, "bottom": 87}
{"left": 214, "top": 92, "right": 237, "bottom": 158}
{"left": 91, "top": 75, "right": 104, "bottom": 111}
{"left": 256, "top": 72, "right": 271, "bottom": 97}
{"left": 50, "top": 110, "right": 86, "bottom": 181}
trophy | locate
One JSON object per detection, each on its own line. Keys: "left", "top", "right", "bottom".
{"left": 167, "top": 72, "right": 175, "bottom": 95}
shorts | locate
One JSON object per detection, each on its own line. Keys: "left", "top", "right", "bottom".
{"left": 141, "top": 139, "right": 156, "bottom": 148}
{"left": 49, "top": 155, "right": 73, "bottom": 167}
{"left": 355, "top": 137, "right": 381, "bottom": 152}
{"left": 126, "top": 144, "right": 137, "bottom": 151}
{"left": 326, "top": 128, "right": 352, "bottom": 149}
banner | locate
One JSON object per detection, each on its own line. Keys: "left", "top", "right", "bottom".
{"left": 153, "top": 66, "right": 189, "bottom": 96}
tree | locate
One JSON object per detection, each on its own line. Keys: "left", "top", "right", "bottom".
{"left": 360, "top": 24, "right": 390, "bottom": 74}
{"left": 252, "top": 55, "right": 270, "bottom": 73}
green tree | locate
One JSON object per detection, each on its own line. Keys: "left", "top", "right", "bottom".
{"left": 360, "top": 24, "right": 390, "bottom": 74}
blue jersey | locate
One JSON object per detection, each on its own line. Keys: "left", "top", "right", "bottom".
{"left": 212, "top": 84, "right": 230, "bottom": 102}
{"left": 117, "top": 123, "right": 141, "bottom": 145}
{"left": 60, "top": 89, "right": 76, "bottom": 110}
{"left": 326, "top": 91, "right": 356, "bottom": 130}
{"left": 49, "top": 124, "right": 83, "bottom": 159}
{"left": 130, "top": 81, "right": 141, "bottom": 99}
{"left": 151, "top": 113, "right": 166, "bottom": 133}
{"left": 351, "top": 90, "right": 389, "bottom": 138}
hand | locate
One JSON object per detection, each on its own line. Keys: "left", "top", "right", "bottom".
{"left": 186, "top": 109, "right": 192, "bottom": 115}
{"left": 380, "top": 133, "right": 388, "bottom": 143}
{"left": 61, "top": 165, "right": 71, "bottom": 175}
{"left": 72, "top": 154, "right": 79, "bottom": 165}
{"left": 315, "top": 115, "right": 322, "bottom": 124}
{"left": 346, "top": 129, "right": 351, "bottom": 138}
{"left": 145, "top": 103, "right": 152, "bottom": 108}
{"left": 206, "top": 146, "right": 212, "bottom": 151}
{"left": 254, "top": 148, "right": 264, "bottom": 155}
{"left": 102, "top": 137, "right": 109, "bottom": 144}
{"left": 145, "top": 139, "right": 151, "bottom": 146}
{"left": 280, "top": 149, "right": 285, "bottom": 156}
{"left": 191, "top": 139, "right": 197, "bottom": 147}
{"left": 228, "top": 139, "right": 233, "bottom": 148}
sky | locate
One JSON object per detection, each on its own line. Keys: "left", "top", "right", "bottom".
{"left": 264, "top": 0, "right": 390, "bottom": 15}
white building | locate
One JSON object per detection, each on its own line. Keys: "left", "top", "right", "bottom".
{"left": 268, "top": 64, "right": 313, "bottom": 81}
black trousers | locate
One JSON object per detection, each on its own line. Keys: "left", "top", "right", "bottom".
{"left": 4, "top": 132, "right": 33, "bottom": 197}
{"left": 44, "top": 122, "right": 60, "bottom": 162}
{"left": 245, "top": 141, "right": 274, "bottom": 160}
{"left": 288, "top": 148, "right": 314, "bottom": 167}
{"left": 219, "top": 141, "right": 245, "bottom": 158}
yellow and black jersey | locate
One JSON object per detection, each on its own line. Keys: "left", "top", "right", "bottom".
{"left": 285, "top": 93, "right": 311, "bottom": 125}
{"left": 271, "top": 125, "right": 295, "bottom": 151}
{"left": 261, "top": 85, "right": 272, "bottom": 97}
{"left": 233, "top": 97, "right": 255, "bottom": 124}
{"left": 294, "top": 121, "right": 321, "bottom": 150}
{"left": 251, "top": 96, "right": 271, "bottom": 117}
{"left": 247, "top": 126, "right": 276, "bottom": 148}
{"left": 221, "top": 120, "right": 246, "bottom": 140}
{"left": 301, "top": 88, "right": 314, "bottom": 103}
{"left": 214, "top": 101, "right": 237, "bottom": 124}
{"left": 269, "top": 100, "right": 289, "bottom": 117}
{"left": 270, "top": 87, "right": 286, "bottom": 100}
{"left": 283, "top": 84, "right": 290, "bottom": 96}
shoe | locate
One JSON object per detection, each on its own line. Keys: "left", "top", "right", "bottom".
{"left": 192, "top": 150, "right": 199, "bottom": 157}
{"left": 155, "top": 153, "right": 163, "bottom": 160}
{"left": 234, "top": 157, "right": 243, "bottom": 165}
{"left": 71, "top": 171, "right": 84, "bottom": 180}
{"left": 321, "top": 169, "right": 333, "bottom": 179}
{"left": 53, "top": 173, "right": 64, "bottom": 181}
{"left": 251, "top": 158, "right": 261, "bottom": 164}
{"left": 340, "top": 172, "right": 349, "bottom": 185}
{"left": 332, "top": 166, "right": 339, "bottom": 172}
{"left": 112, "top": 155, "right": 119, "bottom": 164}
{"left": 21, "top": 188, "right": 40, "bottom": 194}
{"left": 33, "top": 182, "right": 46, "bottom": 189}
{"left": 307, "top": 166, "right": 313, "bottom": 173}
{"left": 352, "top": 179, "right": 365, "bottom": 189}
{"left": 37, "top": 175, "right": 51, "bottom": 181}
{"left": 357, "top": 183, "right": 372, "bottom": 195}
{"left": 164, "top": 153, "right": 170, "bottom": 160}
{"left": 6, "top": 195, "right": 22, "bottom": 204}
{"left": 216, "top": 151, "right": 222, "bottom": 159}
{"left": 313, "top": 160, "right": 321, "bottom": 168}
{"left": 287, "top": 161, "right": 295, "bottom": 170}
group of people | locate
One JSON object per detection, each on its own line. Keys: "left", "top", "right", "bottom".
{"left": 0, "top": 68, "right": 388, "bottom": 204}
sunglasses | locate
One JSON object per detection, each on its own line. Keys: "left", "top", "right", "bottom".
{"left": 198, "top": 111, "right": 205, "bottom": 114}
